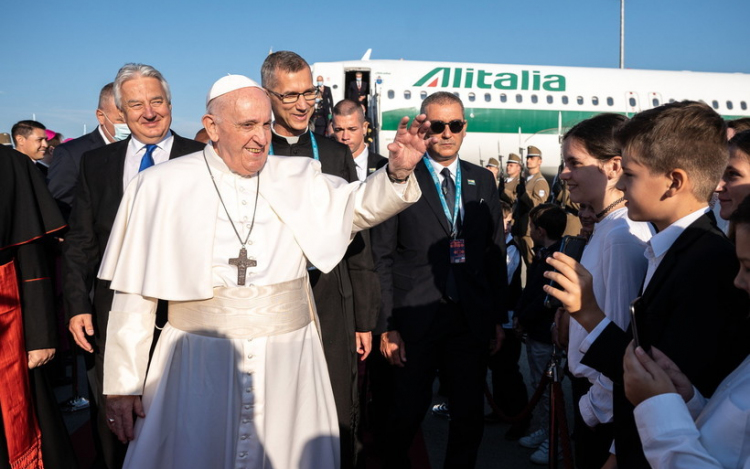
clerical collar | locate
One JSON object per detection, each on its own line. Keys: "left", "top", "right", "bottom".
{"left": 271, "top": 123, "right": 306, "bottom": 145}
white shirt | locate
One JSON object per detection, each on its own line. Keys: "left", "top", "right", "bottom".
{"left": 122, "top": 132, "right": 173, "bottom": 189}
{"left": 568, "top": 208, "right": 653, "bottom": 426}
{"left": 97, "top": 125, "right": 111, "bottom": 145}
{"left": 426, "top": 154, "right": 464, "bottom": 224}
{"left": 581, "top": 206, "right": 709, "bottom": 353}
{"left": 353, "top": 147, "right": 370, "bottom": 182}
{"left": 635, "top": 355, "right": 750, "bottom": 469}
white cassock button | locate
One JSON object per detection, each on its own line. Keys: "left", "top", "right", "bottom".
{"left": 244, "top": 405, "right": 251, "bottom": 410}
{"left": 242, "top": 419, "right": 249, "bottom": 424}
{"left": 242, "top": 200, "right": 247, "bottom": 205}
{"left": 241, "top": 435, "right": 248, "bottom": 440}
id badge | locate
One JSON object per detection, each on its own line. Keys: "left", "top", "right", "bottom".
{"left": 449, "top": 239, "right": 466, "bottom": 264}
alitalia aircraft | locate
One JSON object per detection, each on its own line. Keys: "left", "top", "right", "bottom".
{"left": 312, "top": 54, "right": 750, "bottom": 177}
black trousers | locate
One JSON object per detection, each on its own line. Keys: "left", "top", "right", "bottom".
{"left": 487, "top": 326, "right": 528, "bottom": 419}
{"left": 381, "top": 302, "right": 488, "bottom": 469}
{"left": 570, "top": 375, "right": 614, "bottom": 469}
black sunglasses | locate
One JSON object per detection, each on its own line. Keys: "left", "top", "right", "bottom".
{"left": 429, "top": 120, "right": 465, "bottom": 134}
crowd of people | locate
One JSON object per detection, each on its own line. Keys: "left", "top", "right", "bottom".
{"left": 3, "top": 50, "right": 750, "bottom": 469}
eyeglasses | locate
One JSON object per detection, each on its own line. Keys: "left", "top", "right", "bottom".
{"left": 266, "top": 88, "right": 319, "bottom": 104}
{"left": 429, "top": 120, "right": 465, "bottom": 134}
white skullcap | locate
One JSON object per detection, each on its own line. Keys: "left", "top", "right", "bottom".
{"left": 206, "top": 74, "right": 262, "bottom": 107}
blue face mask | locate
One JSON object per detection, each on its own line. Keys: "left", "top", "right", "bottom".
{"left": 113, "top": 123, "right": 131, "bottom": 141}
{"left": 317, "top": 81, "right": 323, "bottom": 87}
{"left": 104, "top": 112, "right": 131, "bottom": 141}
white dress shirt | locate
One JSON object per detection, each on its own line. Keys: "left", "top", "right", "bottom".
{"left": 122, "top": 132, "right": 173, "bottom": 189}
{"left": 353, "top": 147, "right": 370, "bottom": 182}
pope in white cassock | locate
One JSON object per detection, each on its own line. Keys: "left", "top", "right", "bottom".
{"left": 98, "top": 75, "right": 430, "bottom": 469}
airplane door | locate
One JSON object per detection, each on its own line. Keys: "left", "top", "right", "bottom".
{"left": 625, "top": 91, "right": 640, "bottom": 115}
{"left": 647, "top": 92, "right": 663, "bottom": 109}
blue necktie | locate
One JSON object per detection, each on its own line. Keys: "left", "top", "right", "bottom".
{"left": 139, "top": 144, "right": 157, "bottom": 172}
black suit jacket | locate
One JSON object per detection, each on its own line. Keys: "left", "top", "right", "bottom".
{"left": 47, "top": 128, "right": 108, "bottom": 220}
{"left": 366, "top": 151, "right": 388, "bottom": 179}
{"left": 372, "top": 158, "right": 507, "bottom": 343}
{"left": 581, "top": 213, "right": 749, "bottom": 469}
{"left": 347, "top": 80, "right": 369, "bottom": 108}
{"left": 62, "top": 133, "right": 205, "bottom": 333}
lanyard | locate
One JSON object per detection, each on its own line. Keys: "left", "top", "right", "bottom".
{"left": 269, "top": 130, "right": 319, "bottom": 161}
{"left": 422, "top": 154, "right": 462, "bottom": 236}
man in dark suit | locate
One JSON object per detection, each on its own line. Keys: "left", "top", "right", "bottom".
{"left": 347, "top": 71, "right": 369, "bottom": 111}
{"left": 48, "top": 83, "right": 126, "bottom": 220}
{"left": 372, "top": 91, "right": 507, "bottom": 468}
{"left": 261, "top": 51, "right": 381, "bottom": 469}
{"left": 312, "top": 75, "right": 334, "bottom": 136}
{"left": 64, "top": 63, "right": 204, "bottom": 469}
{"left": 332, "top": 99, "right": 387, "bottom": 182}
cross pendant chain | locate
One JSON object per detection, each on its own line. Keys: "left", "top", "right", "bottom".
{"left": 228, "top": 247, "right": 257, "bottom": 286}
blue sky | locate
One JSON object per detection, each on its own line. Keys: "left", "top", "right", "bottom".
{"left": 1, "top": 0, "right": 748, "bottom": 141}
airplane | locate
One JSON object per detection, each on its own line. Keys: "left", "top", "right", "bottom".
{"left": 312, "top": 51, "right": 750, "bottom": 178}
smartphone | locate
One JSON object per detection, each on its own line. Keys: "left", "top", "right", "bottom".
{"left": 543, "top": 235, "right": 588, "bottom": 309}
{"left": 629, "top": 296, "right": 651, "bottom": 355}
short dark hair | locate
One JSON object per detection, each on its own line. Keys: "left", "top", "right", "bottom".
{"left": 500, "top": 201, "right": 512, "bottom": 218}
{"left": 261, "top": 51, "right": 310, "bottom": 91}
{"left": 332, "top": 99, "right": 365, "bottom": 125}
{"left": 529, "top": 204, "right": 567, "bottom": 241}
{"left": 98, "top": 82, "right": 115, "bottom": 110}
{"left": 419, "top": 91, "right": 464, "bottom": 116}
{"left": 728, "top": 118, "right": 750, "bottom": 134}
{"left": 729, "top": 130, "right": 750, "bottom": 161}
{"left": 615, "top": 100, "right": 728, "bottom": 202}
{"left": 11, "top": 120, "right": 46, "bottom": 146}
{"left": 564, "top": 113, "right": 628, "bottom": 162}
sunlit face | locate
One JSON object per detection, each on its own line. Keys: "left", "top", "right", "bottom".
{"left": 203, "top": 87, "right": 271, "bottom": 177}
{"left": 526, "top": 155, "right": 541, "bottom": 171}
{"left": 267, "top": 69, "right": 315, "bottom": 137}
{"left": 560, "top": 138, "right": 615, "bottom": 207}
{"left": 506, "top": 161, "right": 521, "bottom": 178}
{"left": 424, "top": 102, "right": 466, "bottom": 165}
{"left": 97, "top": 95, "right": 125, "bottom": 142}
{"left": 16, "top": 128, "right": 48, "bottom": 160}
{"left": 716, "top": 147, "right": 750, "bottom": 220}
{"left": 332, "top": 113, "right": 368, "bottom": 157}
{"left": 616, "top": 150, "right": 672, "bottom": 229}
{"left": 733, "top": 225, "right": 750, "bottom": 294}
{"left": 120, "top": 76, "right": 172, "bottom": 144}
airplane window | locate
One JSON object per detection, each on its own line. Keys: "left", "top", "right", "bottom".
{"left": 420, "top": 91, "right": 428, "bottom": 99}
{"left": 516, "top": 94, "right": 523, "bottom": 103}
{"left": 387, "top": 90, "right": 394, "bottom": 99}
{"left": 531, "top": 94, "right": 538, "bottom": 104}
{"left": 576, "top": 96, "right": 584, "bottom": 105}
{"left": 652, "top": 98, "right": 659, "bottom": 107}
{"left": 712, "top": 100, "right": 719, "bottom": 110}
{"left": 404, "top": 90, "right": 411, "bottom": 100}
{"left": 453, "top": 92, "right": 460, "bottom": 97}
{"left": 468, "top": 92, "right": 476, "bottom": 102}
{"left": 592, "top": 96, "right": 599, "bottom": 106}
{"left": 607, "top": 97, "right": 614, "bottom": 106}
{"left": 727, "top": 101, "right": 734, "bottom": 110}
{"left": 742, "top": 101, "right": 748, "bottom": 110}
{"left": 547, "top": 95, "right": 554, "bottom": 104}
{"left": 562, "top": 96, "right": 569, "bottom": 105}
{"left": 500, "top": 94, "right": 507, "bottom": 103}
{"left": 484, "top": 93, "right": 491, "bottom": 102}
{"left": 629, "top": 97, "right": 636, "bottom": 107}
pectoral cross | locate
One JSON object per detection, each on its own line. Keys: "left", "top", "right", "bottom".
{"left": 229, "top": 247, "right": 256, "bottom": 286}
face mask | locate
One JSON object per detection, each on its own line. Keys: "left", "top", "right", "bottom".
{"left": 113, "top": 123, "right": 131, "bottom": 141}
{"left": 103, "top": 112, "right": 131, "bottom": 141}
{"left": 356, "top": 79, "right": 362, "bottom": 84}
{"left": 317, "top": 81, "right": 323, "bottom": 87}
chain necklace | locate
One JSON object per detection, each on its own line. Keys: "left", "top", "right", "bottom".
{"left": 596, "top": 196, "right": 626, "bottom": 220}
{"left": 202, "top": 152, "right": 259, "bottom": 285}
